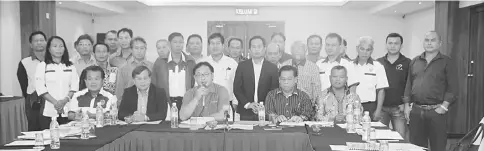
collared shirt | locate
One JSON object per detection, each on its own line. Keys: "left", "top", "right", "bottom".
{"left": 71, "top": 55, "right": 97, "bottom": 75}
{"left": 377, "top": 53, "right": 411, "bottom": 106}
{"left": 316, "top": 55, "right": 359, "bottom": 90}
{"left": 353, "top": 57, "right": 389, "bottom": 103}
{"left": 404, "top": 52, "right": 458, "bottom": 105}
{"left": 279, "top": 52, "right": 292, "bottom": 63}
{"left": 35, "top": 62, "right": 79, "bottom": 117}
{"left": 137, "top": 87, "right": 149, "bottom": 114}
{"left": 250, "top": 58, "right": 264, "bottom": 107}
{"left": 281, "top": 59, "right": 321, "bottom": 102}
{"left": 228, "top": 55, "right": 248, "bottom": 63}
{"left": 190, "top": 54, "right": 204, "bottom": 63}
{"left": 114, "top": 59, "right": 153, "bottom": 101}
{"left": 99, "top": 65, "right": 118, "bottom": 94}
{"left": 18, "top": 56, "right": 42, "bottom": 95}
{"left": 181, "top": 83, "right": 230, "bottom": 118}
{"left": 199, "top": 55, "right": 239, "bottom": 104}
{"left": 109, "top": 49, "right": 134, "bottom": 67}
{"left": 265, "top": 88, "right": 313, "bottom": 120}
{"left": 342, "top": 54, "right": 352, "bottom": 61}
{"left": 68, "top": 89, "right": 116, "bottom": 114}
{"left": 315, "top": 87, "right": 361, "bottom": 121}
{"left": 168, "top": 53, "right": 187, "bottom": 97}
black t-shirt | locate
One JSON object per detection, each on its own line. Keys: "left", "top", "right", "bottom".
{"left": 377, "top": 54, "right": 411, "bottom": 107}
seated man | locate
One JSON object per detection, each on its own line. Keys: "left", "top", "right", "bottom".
{"left": 118, "top": 66, "right": 168, "bottom": 122}
{"left": 315, "top": 65, "right": 361, "bottom": 122}
{"left": 179, "top": 62, "right": 230, "bottom": 121}
{"left": 265, "top": 65, "right": 313, "bottom": 123}
{"left": 67, "top": 66, "right": 117, "bottom": 120}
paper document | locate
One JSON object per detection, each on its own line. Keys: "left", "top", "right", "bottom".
{"left": 371, "top": 122, "right": 387, "bottom": 127}
{"left": 280, "top": 121, "right": 333, "bottom": 127}
{"left": 5, "top": 140, "right": 51, "bottom": 146}
{"left": 374, "top": 129, "right": 404, "bottom": 140}
{"left": 388, "top": 143, "right": 426, "bottom": 150}
{"left": 234, "top": 121, "right": 270, "bottom": 125}
{"left": 337, "top": 124, "right": 362, "bottom": 129}
{"left": 329, "top": 145, "right": 347, "bottom": 151}
{"left": 0, "top": 95, "right": 14, "bottom": 98}
{"left": 205, "top": 124, "right": 254, "bottom": 130}
{"left": 132, "top": 120, "right": 162, "bottom": 125}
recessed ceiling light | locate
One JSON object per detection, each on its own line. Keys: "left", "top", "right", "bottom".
{"left": 394, "top": 10, "right": 397, "bottom": 13}
{"left": 58, "top": 2, "right": 62, "bottom": 4}
{"left": 418, "top": 2, "right": 422, "bottom": 4}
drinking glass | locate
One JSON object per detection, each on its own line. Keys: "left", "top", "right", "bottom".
{"left": 89, "top": 123, "right": 96, "bottom": 137}
{"left": 33, "top": 133, "right": 45, "bottom": 150}
{"left": 311, "top": 124, "right": 323, "bottom": 135}
{"left": 124, "top": 115, "right": 133, "bottom": 124}
{"left": 379, "top": 140, "right": 389, "bottom": 151}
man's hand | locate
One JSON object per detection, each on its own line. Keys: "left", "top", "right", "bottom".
{"left": 435, "top": 107, "right": 447, "bottom": 115}
{"left": 194, "top": 86, "right": 209, "bottom": 101}
{"left": 398, "top": 104, "right": 405, "bottom": 112}
{"left": 132, "top": 112, "right": 147, "bottom": 122}
{"left": 274, "top": 115, "right": 288, "bottom": 123}
{"left": 248, "top": 102, "right": 263, "bottom": 113}
{"left": 67, "top": 112, "right": 76, "bottom": 120}
{"left": 404, "top": 103, "right": 411, "bottom": 121}
{"left": 288, "top": 116, "right": 304, "bottom": 122}
{"left": 373, "top": 110, "right": 382, "bottom": 121}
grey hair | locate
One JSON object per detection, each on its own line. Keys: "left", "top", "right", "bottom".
{"left": 291, "top": 41, "right": 307, "bottom": 52}
{"left": 356, "top": 36, "right": 374, "bottom": 47}
{"left": 156, "top": 39, "right": 168, "bottom": 44}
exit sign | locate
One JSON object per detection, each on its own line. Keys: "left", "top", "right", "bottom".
{"left": 235, "top": 8, "right": 259, "bottom": 15}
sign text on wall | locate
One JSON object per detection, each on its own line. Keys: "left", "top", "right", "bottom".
{"left": 235, "top": 8, "right": 259, "bottom": 15}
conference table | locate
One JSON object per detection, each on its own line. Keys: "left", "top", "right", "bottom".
{"left": 0, "top": 96, "right": 28, "bottom": 145}
{"left": 1, "top": 121, "right": 406, "bottom": 151}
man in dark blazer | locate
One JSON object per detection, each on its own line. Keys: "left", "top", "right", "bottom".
{"left": 234, "top": 36, "right": 279, "bottom": 121}
{"left": 151, "top": 32, "right": 196, "bottom": 110}
{"left": 118, "top": 66, "right": 168, "bottom": 122}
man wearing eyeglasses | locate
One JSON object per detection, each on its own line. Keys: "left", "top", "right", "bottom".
{"left": 72, "top": 34, "right": 96, "bottom": 75}
{"left": 179, "top": 62, "right": 230, "bottom": 121}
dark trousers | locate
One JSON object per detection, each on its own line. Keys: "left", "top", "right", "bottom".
{"left": 25, "top": 93, "right": 42, "bottom": 131}
{"left": 39, "top": 114, "right": 69, "bottom": 130}
{"left": 409, "top": 105, "right": 447, "bottom": 151}
{"left": 239, "top": 109, "right": 258, "bottom": 121}
{"left": 362, "top": 101, "right": 377, "bottom": 121}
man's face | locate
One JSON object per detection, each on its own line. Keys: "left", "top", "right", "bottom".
{"left": 94, "top": 45, "right": 109, "bottom": 62}
{"left": 194, "top": 66, "right": 213, "bottom": 87}
{"left": 104, "top": 32, "right": 118, "bottom": 52}
{"left": 118, "top": 31, "right": 131, "bottom": 49}
{"left": 187, "top": 37, "right": 202, "bottom": 55}
{"left": 423, "top": 32, "right": 441, "bottom": 53}
{"left": 85, "top": 70, "right": 103, "bottom": 91}
{"left": 209, "top": 37, "right": 223, "bottom": 56}
{"left": 307, "top": 37, "right": 322, "bottom": 55}
{"left": 134, "top": 70, "right": 151, "bottom": 91}
{"left": 30, "top": 34, "right": 46, "bottom": 51}
{"left": 132, "top": 41, "right": 146, "bottom": 60}
{"left": 291, "top": 45, "right": 306, "bottom": 61}
{"left": 228, "top": 40, "right": 242, "bottom": 58}
{"left": 330, "top": 69, "right": 347, "bottom": 89}
{"left": 356, "top": 43, "right": 373, "bottom": 61}
{"left": 156, "top": 41, "right": 170, "bottom": 58}
{"left": 325, "top": 37, "right": 341, "bottom": 57}
{"left": 386, "top": 37, "right": 402, "bottom": 55}
{"left": 170, "top": 36, "right": 184, "bottom": 54}
{"left": 271, "top": 35, "right": 285, "bottom": 51}
{"left": 266, "top": 45, "right": 281, "bottom": 64}
{"left": 250, "top": 39, "right": 266, "bottom": 59}
{"left": 279, "top": 70, "right": 297, "bottom": 91}
{"left": 76, "top": 39, "right": 92, "bottom": 56}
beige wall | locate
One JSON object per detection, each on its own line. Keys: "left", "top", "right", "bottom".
{"left": 402, "top": 7, "right": 435, "bottom": 58}
{"left": 56, "top": 7, "right": 95, "bottom": 58}
{"left": 0, "top": 1, "right": 22, "bottom": 96}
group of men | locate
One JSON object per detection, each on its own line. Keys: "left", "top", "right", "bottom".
{"left": 17, "top": 28, "right": 456, "bottom": 151}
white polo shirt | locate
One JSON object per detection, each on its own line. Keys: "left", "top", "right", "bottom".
{"left": 199, "top": 55, "right": 239, "bottom": 105}
{"left": 35, "top": 62, "right": 79, "bottom": 117}
{"left": 168, "top": 53, "right": 187, "bottom": 97}
{"left": 20, "top": 56, "right": 42, "bottom": 95}
{"left": 353, "top": 58, "right": 389, "bottom": 103}
{"left": 316, "top": 56, "right": 359, "bottom": 90}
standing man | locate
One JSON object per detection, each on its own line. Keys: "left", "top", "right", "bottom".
{"left": 234, "top": 36, "right": 279, "bottom": 121}
{"left": 270, "top": 32, "right": 292, "bottom": 63}
{"left": 281, "top": 41, "right": 321, "bottom": 102}
{"left": 110, "top": 28, "right": 134, "bottom": 67}
{"left": 404, "top": 31, "right": 457, "bottom": 151}
{"left": 317, "top": 33, "right": 359, "bottom": 92}
{"left": 71, "top": 34, "right": 96, "bottom": 75}
{"left": 227, "top": 38, "right": 247, "bottom": 63}
{"left": 307, "top": 34, "right": 324, "bottom": 63}
{"left": 376, "top": 33, "right": 410, "bottom": 139}
{"left": 353, "top": 36, "right": 389, "bottom": 121}
{"left": 187, "top": 34, "right": 204, "bottom": 63}
{"left": 114, "top": 37, "right": 153, "bottom": 102}
{"left": 156, "top": 39, "right": 170, "bottom": 59}
{"left": 151, "top": 32, "right": 196, "bottom": 110}
{"left": 104, "top": 30, "right": 119, "bottom": 55}
{"left": 17, "top": 31, "right": 47, "bottom": 131}
{"left": 265, "top": 43, "right": 282, "bottom": 68}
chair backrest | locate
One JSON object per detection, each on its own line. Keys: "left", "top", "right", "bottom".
{"left": 473, "top": 117, "right": 484, "bottom": 145}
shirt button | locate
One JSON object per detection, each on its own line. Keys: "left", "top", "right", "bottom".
{"left": 286, "top": 103, "right": 289, "bottom": 106}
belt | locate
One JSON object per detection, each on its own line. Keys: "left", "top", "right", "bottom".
{"left": 414, "top": 104, "right": 440, "bottom": 110}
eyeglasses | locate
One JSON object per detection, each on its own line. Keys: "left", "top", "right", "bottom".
{"left": 195, "top": 73, "right": 212, "bottom": 78}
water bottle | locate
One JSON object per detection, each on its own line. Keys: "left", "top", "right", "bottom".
{"left": 110, "top": 103, "right": 118, "bottom": 125}
{"left": 346, "top": 104, "right": 355, "bottom": 133}
{"left": 49, "top": 117, "right": 60, "bottom": 149}
{"left": 362, "top": 111, "right": 371, "bottom": 141}
{"left": 95, "top": 102, "right": 104, "bottom": 127}
{"left": 80, "top": 112, "right": 90, "bottom": 139}
{"left": 353, "top": 100, "right": 363, "bottom": 124}
{"left": 171, "top": 103, "right": 179, "bottom": 128}
{"left": 258, "top": 102, "right": 266, "bottom": 125}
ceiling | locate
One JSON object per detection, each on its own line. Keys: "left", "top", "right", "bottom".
{"left": 56, "top": 0, "right": 434, "bottom": 17}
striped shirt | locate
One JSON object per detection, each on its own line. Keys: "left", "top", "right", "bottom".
{"left": 265, "top": 88, "right": 313, "bottom": 120}
{"left": 71, "top": 55, "right": 97, "bottom": 75}
{"left": 181, "top": 83, "right": 230, "bottom": 118}
{"left": 281, "top": 59, "right": 321, "bottom": 102}
{"left": 315, "top": 87, "right": 361, "bottom": 121}
{"left": 114, "top": 59, "right": 153, "bottom": 101}
{"left": 100, "top": 65, "right": 118, "bottom": 94}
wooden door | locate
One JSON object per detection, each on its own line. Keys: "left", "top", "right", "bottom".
{"left": 207, "top": 21, "right": 247, "bottom": 56}
{"left": 467, "top": 4, "right": 484, "bottom": 129}
{"left": 245, "top": 21, "right": 285, "bottom": 58}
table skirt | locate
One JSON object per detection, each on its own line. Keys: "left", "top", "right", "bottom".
{"left": 0, "top": 97, "right": 28, "bottom": 145}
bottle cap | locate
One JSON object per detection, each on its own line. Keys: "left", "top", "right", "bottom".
{"left": 259, "top": 102, "right": 264, "bottom": 105}
{"left": 364, "top": 111, "right": 369, "bottom": 115}
{"left": 172, "top": 102, "right": 176, "bottom": 106}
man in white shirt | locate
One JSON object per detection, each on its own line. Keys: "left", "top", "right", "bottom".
{"left": 353, "top": 36, "right": 389, "bottom": 121}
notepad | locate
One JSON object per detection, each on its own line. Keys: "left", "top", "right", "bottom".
{"left": 5, "top": 140, "right": 51, "bottom": 146}
{"left": 329, "top": 145, "right": 348, "bottom": 151}
{"left": 374, "top": 130, "right": 404, "bottom": 140}
{"left": 132, "top": 120, "right": 162, "bottom": 125}
{"left": 337, "top": 123, "right": 362, "bottom": 129}
{"left": 388, "top": 143, "right": 426, "bottom": 150}
{"left": 370, "top": 122, "right": 387, "bottom": 127}
{"left": 279, "top": 121, "right": 334, "bottom": 127}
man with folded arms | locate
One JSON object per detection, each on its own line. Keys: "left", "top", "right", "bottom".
{"left": 265, "top": 65, "right": 313, "bottom": 123}
{"left": 179, "top": 62, "right": 230, "bottom": 121}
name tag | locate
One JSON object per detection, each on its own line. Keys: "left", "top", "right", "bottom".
{"left": 319, "top": 72, "right": 325, "bottom": 74}
{"left": 109, "top": 73, "right": 116, "bottom": 83}
{"left": 63, "top": 69, "right": 72, "bottom": 72}
{"left": 364, "top": 73, "right": 376, "bottom": 76}
{"left": 45, "top": 70, "right": 55, "bottom": 73}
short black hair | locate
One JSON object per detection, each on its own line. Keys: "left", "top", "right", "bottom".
{"left": 330, "top": 65, "right": 347, "bottom": 76}
{"left": 386, "top": 33, "right": 404, "bottom": 45}
{"left": 29, "top": 31, "right": 47, "bottom": 43}
{"left": 187, "top": 34, "right": 202, "bottom": 46}
{"left": 131, "top": 66, "right": 151, "bottom": 78}
{"left": 93, "top": 43, "right": 109, "bottom": 53}
{"left": 45, "top": 36, "right": 72, "bottom": 66}
{"left": 228, "top": 38, "right": 243, "bottom": 48}
{"left": 74, "top": 34, "right": 94, "bottom": 46}
{"left": 208, "top": 33, "right": 225, "bottom": 45}
{"left": 343, "top": 39, "right": 347, "bottom": 47}
{"left": 193, "top": 62, "right": 214, "bottom": 74}
{"left": 168, "top": 32, "right": 184, "bottom": 42}
{"left": 130, "top": 37, "right": 147, "bottom": 48}
{"left": 106, "top": 30, "right": 117, "bottom": 36}
{"left": 307, "top": 34, "right": 322, "bottom": 45}
{"left": 271, "top": 32, "right": 286, "bottom": 41}
{"left": 117, "top": 28, "right": 133, "bottom": 38}
{"left": 279, "top": 65, "right": 298, "bottom": 77}
{"left": 249, "top": 36, "right": 266, "bottom": 49}
{"left": 325, "top": 33, "right": 343, "bottom": 45}
{"left": 78, "top": 65, "right": 106, "bottom": 91}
